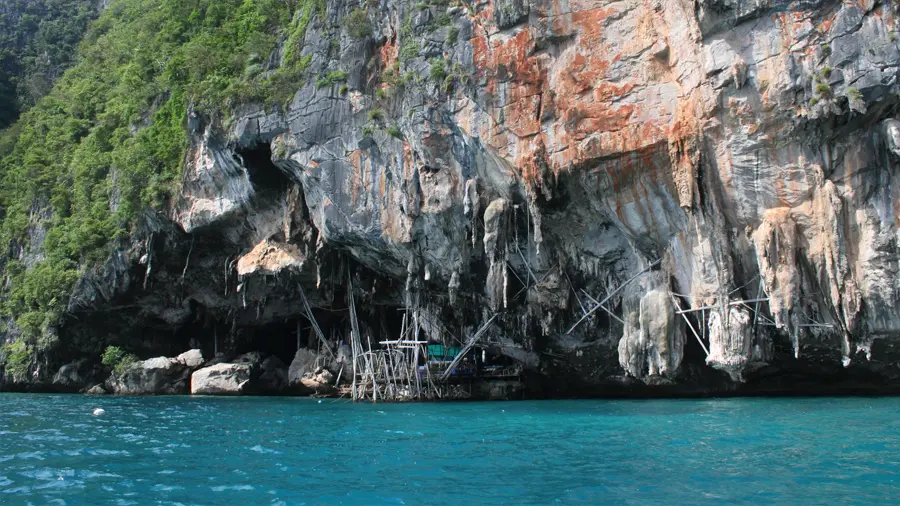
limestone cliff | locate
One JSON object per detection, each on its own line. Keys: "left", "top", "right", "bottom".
{"left": 4, "top": 0, "right": 900, "bottom": 396}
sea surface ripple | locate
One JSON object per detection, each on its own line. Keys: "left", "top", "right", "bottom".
{"left": 1, "top": 394, "right": 899, "bottom": 504}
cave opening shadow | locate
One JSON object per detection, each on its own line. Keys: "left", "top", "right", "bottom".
{"left": 235, "top": 142, "right": 292, "bottom": 191}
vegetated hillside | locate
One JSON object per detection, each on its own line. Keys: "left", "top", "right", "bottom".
{"left": 0, "top": 0, "right": 100, "bottom": 130}
{"left": 0, "top": 0, "right": 329, "bottom": 367}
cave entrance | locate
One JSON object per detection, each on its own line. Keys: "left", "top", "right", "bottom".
{"left": 242, "top": 319, "right": 307, "bottom": 365}
{"left": 236, "top": 142, "right": 292, "bottom": 191}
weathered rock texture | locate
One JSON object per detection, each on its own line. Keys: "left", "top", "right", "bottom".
{"left": 107, "top": 350, "right": 205, "bottom": 395}
{"left": 191, "top": 363, "right": 251, "bottom": 395}
{"left": 9, "top": 0, "right": 900, "bottom": 397}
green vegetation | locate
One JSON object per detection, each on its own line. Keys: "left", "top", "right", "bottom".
{"left": 317, "top": 70, "right": 347, "bottom": 89}
{"left": 0, "top": 0, "right": 325, "bottom": 343}
{"left": 429, "top": 58, "right": 448, "bottom": 81}
{"left": 386, "top": 125, "right": 403, "bottom": 139}
{"left": 101, "top": 345, "right": 138, "bottom": 375}
{"left": 382, "top": 62, "right": 400, "bottom": 85}
{"left": 815, "top": 82, "right": 832, "bottom": 96}
{"left": 447, "top": 25, "right": 459, "bottom": 45}
{"left": 0, "top": 0, "right": 100, "bottom": 129}
{"left": 1, "top": 340, "right": 31, "bottom": 381}
{"left": 436, "top": 13, "right": 452, "bottom": 27}
{"left": 399, "top": 38, "right": 420, "bottom": 62}
{"left": 368, "top": 108, "right": 385, "bottom": 122}
{"left": 399, "top": 18, "right": 419, "bottom": 62}
{"left": 344, "top": 8, "right": 371, "bottom": 39}
{"left": 441, "top": 62, "right": 470, "bottom": 92}
{"left": 846, "top": 87, "right": 863, "bottom": 101}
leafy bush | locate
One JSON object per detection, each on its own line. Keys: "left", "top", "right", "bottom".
{"left": 1, "top": 340, "right": 31, "bottom": 381}
{"left": 327, "top": 70, "right": 348, "bottom": 83}
{"left": 386, "top": 125, "right": 403, "bottom": 139}
{"left": 815, "top": 82, "right": 832, "bottom": 96}
{"left": 344, "top": 9, "right": 371, "bottom": 39}
{"left": 429, "top": 58, "right": 448, "bottom": 81}
{"left": 368, "top": 108, "right": 385, "bottom": 122}
{"left": 447, "top": 25, "right": 459, "bottom": 45}
{"left": 317, "top": 70, "right": 348, "bottom": 88}
{"left": 399, "top": 38, "right": 419, "bottom": 61}
{"left": 101, "top": 345, "right": 138, "bottom": 375}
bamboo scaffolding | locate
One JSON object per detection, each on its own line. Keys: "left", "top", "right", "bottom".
{"left": 675, "top": 298, "right": 770, "bottom": 315}
{"left": 567, "top": 259, "right": 661, "bottom": 334}
{"left": 299, "top": 285, "right": 335, "bottom": 359}
{"left": 672, "top": 296, "right": 710, "bottom": 357}
{"left": 440, "top": 314, "right": 498, "bottom": 381}
{"left": 581, "top": 289, "right": 626, "bottom": 325}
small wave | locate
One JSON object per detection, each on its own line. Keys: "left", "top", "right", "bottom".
{"left": 15, "top": 451, "right": 45, "bottom": 460}
{"left": 152, "top": 484, "right": 184, "bottom": 492}
{"left": 250, "top": 445, "right": 282, "bottom": 454}
{"left": 211, "top": 485, "right": 255, "bottom": 492}
{"left": 117, "top": 433, "right": 147, "bottom": 442}
{"left": 87, "top": 449, "right": 130, "bottom": 456}
{"left": 81, "top": 471, "right": 123, "bottom": 479}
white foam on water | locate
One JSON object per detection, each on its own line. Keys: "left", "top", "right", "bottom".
{"left": 249, "top": 445, "right": 281, "bottom": 454}
{"left": 211, "top": 485, "right": 255, "bottom": 492}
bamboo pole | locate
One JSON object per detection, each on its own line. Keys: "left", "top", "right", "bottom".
{"left": 581, "top": 290, "right": 626, "bottom": 325}
{"left": 440, "top": 314, "right": 498, "bottom": 381}
{"left": 675, "top": 298, "right": 770, "bottom": 314}
{"left": 567, "top": 259, "right": 660, "bottom": 334}
{"left": 672, "top": 296, "right": 710, "bottom": 357}
{"left": 299, "top": 285, "right": 334, "bottom": 359}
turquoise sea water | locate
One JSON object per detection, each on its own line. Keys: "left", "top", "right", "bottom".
{"left": 2, "top": 395, "right": 900, "bottom": 505}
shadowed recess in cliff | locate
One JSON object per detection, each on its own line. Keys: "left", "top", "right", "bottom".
{"left": 236, "top": 143, "right": 293, "bottom": 192}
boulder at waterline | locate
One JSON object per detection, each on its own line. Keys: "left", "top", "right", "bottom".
{"left": 190, "top": 363, "right": 251, "bottom": 395}
{"left": 105, "top": 349, "right": 205, "bottom": 395}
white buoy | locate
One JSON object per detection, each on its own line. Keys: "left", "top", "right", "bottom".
{"left": 93, "top": 408, "right": 105, "bottom": 416}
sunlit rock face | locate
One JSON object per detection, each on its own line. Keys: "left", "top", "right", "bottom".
{"left": 34, "top": 0, "right": 900, "bottom": 396}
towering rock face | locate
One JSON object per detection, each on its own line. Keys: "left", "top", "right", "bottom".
{"left": 7, "top": 0, "right": 900, "bottom": 395}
